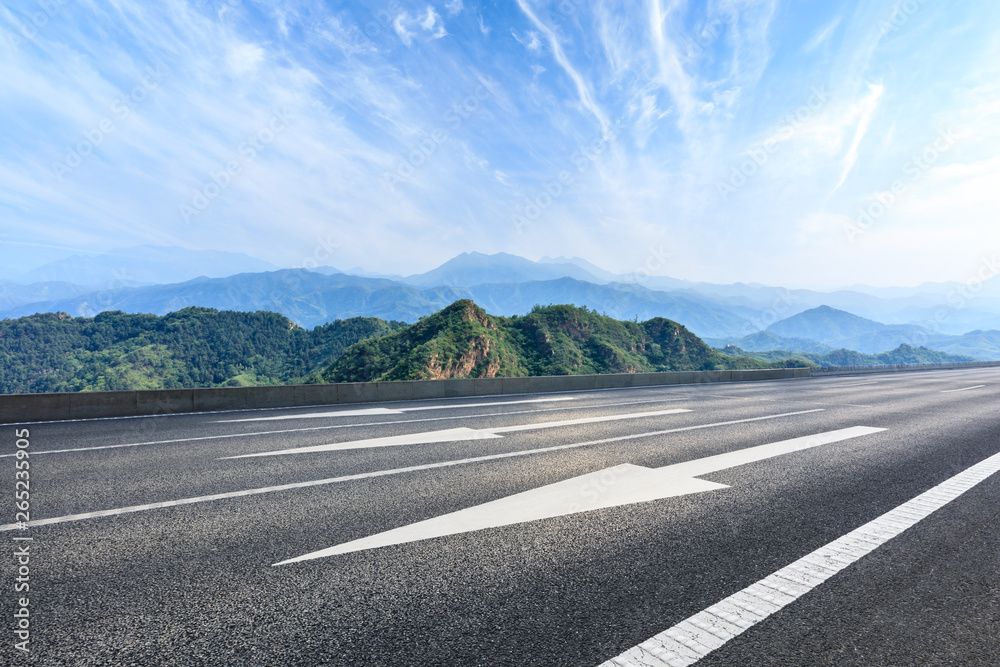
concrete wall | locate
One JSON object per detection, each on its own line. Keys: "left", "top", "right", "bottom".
{"left": 5, "top": 359, "right": 997, "bottom": 423}
{"left": 811, "top": 360, "right": 1000, "bottom": 376}
{"left": 0, "top": 367, "right": 812, "bottom": 424}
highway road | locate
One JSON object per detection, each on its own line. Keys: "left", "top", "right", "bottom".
{"left": 4, "top": 367, "right": 1000, "bottom": 665}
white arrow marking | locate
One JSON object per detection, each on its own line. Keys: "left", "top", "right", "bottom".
{"left": 216, "top": 397, "right": 580, "bottom": 422}
{"left": 223, "top": 409, "right": 692, "bottom": 459}
{"left": 273, "top": 426, "right": 885, "bottom": 564}
{"left": 0, "top": 409, "right": 822, "bottom": 532}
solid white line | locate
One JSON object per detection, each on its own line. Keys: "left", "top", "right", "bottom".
{"left": 274, "top": 427, "right": 884, "bottom": 563}
{"left": 0, "top": 398, "right": 689, "bottom": 458}
{"left": 820, "top": 381, "right": 880, "bottom": 389}
{"left": 597, "top": 448, "right": 1000, "bottom": 667}
{"left": 222, "top": 409, "right": 693, "bottom": 458}
{"left": 940, "top": 385, "right": 986, "bottom": 393}
{"left": 0, "top": 409, "right": 824, "bottom": 531}
{"left": 215, "top": 396, "right": 580, "bottom": 422}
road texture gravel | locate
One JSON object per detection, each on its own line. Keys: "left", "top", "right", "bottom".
{"left": 3, "top": 367, "right": 999, "bottom": 665}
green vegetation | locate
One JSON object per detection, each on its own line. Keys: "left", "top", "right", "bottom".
{"left": 0, "top": 308, "right": 405, "bottom": 393}
{"left": 323, "top": 300, "right": 806, "bottom": 382}
{"left": 716, "top": 343, "right": 976, "bottom": 367}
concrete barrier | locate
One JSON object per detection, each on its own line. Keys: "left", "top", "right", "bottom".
{"left": 811, "top": 360, "right": 1000, "bottom": 376}
{"left": 0, "top": 365, "right": 823, "bottom": 424}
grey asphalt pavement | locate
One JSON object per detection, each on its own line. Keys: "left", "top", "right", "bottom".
{"left": 4, "top": 367, "right": 999, "bottom": 665}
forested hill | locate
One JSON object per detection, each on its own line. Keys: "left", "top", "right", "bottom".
{"left": 323, "top": 300, "right": 805, "bottom": 382}
{"left": 0, "top": 308, "right": 405, "bottom": 394}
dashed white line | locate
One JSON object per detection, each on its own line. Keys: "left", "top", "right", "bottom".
{"left": 215, "top": 396, "right": 580, "bottom": 422}
{"left": 0, "top": 409, "right": 823, "bottom": 531}
{"left": 940, "top": 385, "right": 986, "bottom": 393}
{"left": 820, "top": 381, "right": 880, "bottom": 389}
{"left": 0, "top": 398, "right": 688, "bottom": 458}
{"left": 223, "top": 409, "right": 693, "bottom": 458}
{"left": 598, "top": 447, "right": 1000, "bottom": 667}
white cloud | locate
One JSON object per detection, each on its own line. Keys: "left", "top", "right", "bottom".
{"left": 834, "top": 82, "right": 885, "bottom": 191}
{"left": 274, "top": 9, "right": 290, "bottom": 38}
{"left": 393, "top": 13, "right": 415, "bottom": 46}
{"left": 515, "top": 0, "right": 611, "bottom": 136}
{"left": 421, "top": 7, "right": 439, "bottom": 31}
{"left": 478, "top": 15, "right": 490, "bottom": 37}
{"left": 803, "top": 16, "right": 841, "bottom": 53}
{"left": 226, "top": 43, "right": 265, "bottom": 76}
{"left": 511, "top": 29, "right": 541, "bottom": 53}
{"left": 445, "top": 0, "right": 464, "bottom": 17}
{"left": 648, "top": 0, "right": 698, "bottom": 127}
{"left": 394, "top": 7, "right": 447, "bottom": 46}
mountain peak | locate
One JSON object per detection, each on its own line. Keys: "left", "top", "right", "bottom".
{"left": 403, "top": 252, "right": 605, "bottom": 287}
{"left": 766, "top": 305, "right": 884, "bottom": 344}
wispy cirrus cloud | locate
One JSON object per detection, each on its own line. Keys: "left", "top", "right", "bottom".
{"left": 0, "top": 0, "right": 998, "bottom": 288}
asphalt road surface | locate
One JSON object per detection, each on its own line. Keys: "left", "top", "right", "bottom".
{"left": 4, "top": 367, "right": 999, "bottom": 665}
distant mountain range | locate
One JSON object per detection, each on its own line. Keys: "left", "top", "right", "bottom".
{"left": 5, "top": 246, "right": 1000, "bottom": 361}
{"left": 14, "top": 245, "right": 278, "bottom": 286}
{"left": 718, "top": 343, "right": 977, "bottom": 368}
{"left": 0, "top": 269, "right": 765, "bottom": 339}
{"left": 706, "top": 306, "right": 1000, "bottom": 360}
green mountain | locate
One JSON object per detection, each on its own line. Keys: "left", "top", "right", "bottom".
{"left": 323, "top": 300, "right": 805, "bottom": 382}
{"left": 0, "top": 308, "right": 405, "bottom": 394}
{"left": 719, "top": 343, "right": 976, "bottom": 367}
{"left": 926, "top": 329, "right": 1000, "bottom": 360}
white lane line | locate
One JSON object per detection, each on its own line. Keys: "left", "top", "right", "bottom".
{"left": 273, "top": 427, "right": 883, "bottom": 563}
{"left": 0, "top": 398, "right": 689, "bottom": 458}
{"left": 405, "top": 397, "right": 579, "bottom": 411}
{"left": 820, "top": 381, "right": 880, "bottom": 389}
{"left": 940, "top": 385, "right": 986, "bottom": 393}
{"left": 215, "top": 397, "right": 580, "bottom": 422}
{"left": 597, "top": 448, "right": 1000, "bottom": 667}
{"left": 222, "top": 409, "right": 693, "bottom": 458}
{"left": 222, "top": 408, "right": 402, "bottom": 420}
{"left": 0, "top": 409, "right": 824, "bottom": 531}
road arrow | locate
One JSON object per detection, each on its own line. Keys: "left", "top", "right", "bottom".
{"left": 274, "top": 426, "right": 885, "bottom": 565}
{"left": 225, "top": 409, "right": 691, "bottom": 458}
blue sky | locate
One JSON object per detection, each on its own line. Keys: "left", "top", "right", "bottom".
{"left": 1, "top": 0, "right": 998, "bottom": 287}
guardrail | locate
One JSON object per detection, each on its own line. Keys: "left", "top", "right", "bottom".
{"left": 0, "top": 368, "right": 811, "bottom": 424}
